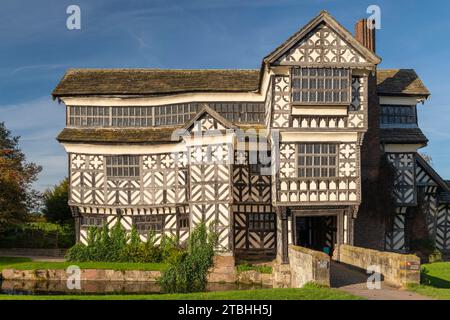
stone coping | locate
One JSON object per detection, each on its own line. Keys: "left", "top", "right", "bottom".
{"left": 289, "top": 245, "right": 330, "bottom": 261}
{"left": 339, "top": 244, "right": 419, "bottom": 261}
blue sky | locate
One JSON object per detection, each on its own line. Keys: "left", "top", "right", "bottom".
{"left": 0, "top": 0, "right": 449, "bottom": 191}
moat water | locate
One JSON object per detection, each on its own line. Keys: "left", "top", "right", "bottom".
{"left": 0, "top": 279, "right": 269, "bottom": 296}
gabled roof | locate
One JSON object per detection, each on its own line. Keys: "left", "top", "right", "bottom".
{"left": 263, "top": 10, "right": 381, "bottom": 66}
{"left": 51, "top": 68, "right": 429, "bottom": 99}
{"left": 377, "top": 69, "right": 430, "bottom": 98}
{"left": 415, "top": 154, "right": 450, "bottom": 193}
{"left": 183, "top": 104, "right": 237, "bottom": 131}
{"left": 52, "top": 69, "right": 260, "bottom": 98}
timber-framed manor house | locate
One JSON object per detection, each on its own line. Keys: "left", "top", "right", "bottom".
{"left": 53, "top": 11, "right": 450, "bottom": 263}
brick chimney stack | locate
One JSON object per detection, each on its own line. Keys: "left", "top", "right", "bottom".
{"left": 355, "top": 19, "right": 376, "bottom": 52}
{"left": 353, "top": 19, "right": 384, "bottom": 251}
{"left": 357, "top": 17, "right": 380, "bottom": 180}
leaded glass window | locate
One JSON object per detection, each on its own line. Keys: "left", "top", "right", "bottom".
{"left": 67, "top": 103, "right": 265, "bottom": 128}
{"left": 106, "top": 155, "right": 140, "bottom": 178}
{"left": 248, "top": 213, "right": 276, "bottom": 231}
{"left": 68, "top": 106, "right": 110, "bottom": 127}
{"left": 292, "top": 68, "right": 350, "bottom": 104}
{"left": 298, "top": 143, "right": 338, "bottom": 178}
{"left": 380, "top": 105, "right": 417, "bottom": 126}
{"left": 81, "top": 216, "right": 105, "bottom": 227}
{"left": 133, "top": 216, "right": 164, "bottom": 234}
{"left": 178, "top": 215, "right": 190, "bottom": 229}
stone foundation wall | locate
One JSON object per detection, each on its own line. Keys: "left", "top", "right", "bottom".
{"left": 2, "top": 267, "right": 274, "bottom": 286}
{"left": 1, "top": 269, "right": 161, "bottom": 282}
{"left": 289, "top": 245, "right": 330, "bottom": 288}
{"left": 272, "top": 262, "right": 291, "bottom": 288}
{"left": 207, "top": 254, "right": 237, "bottom": 283}
{"left": 236, "top": 271, "right": 272, "bottom": 286}
{"left": 336, "top": 244, "right": 420, "bottom": 287}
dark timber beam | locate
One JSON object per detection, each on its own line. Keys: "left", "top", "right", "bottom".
{"left": 278, "top": 207, "right": 290, "bottom": 264}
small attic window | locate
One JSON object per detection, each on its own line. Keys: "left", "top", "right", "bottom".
{"left": 292, "top": 67, "right": 351, "bottom": 104}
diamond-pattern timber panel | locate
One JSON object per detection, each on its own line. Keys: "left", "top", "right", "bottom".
{"left": 387, "top": 153, "right": 416, "bottom": 205}
{"left": 232, "top": 150, "right": 272, "bottom": 206}
{"left": 272, "top": 76, "right": 290, "bottom": 128}
{"left": 279, "top": 144, "right": 296, "bottom": 178}
{"left": 70, "top": 154, "right": 106, "bottom": 205}
{"left": 190, "top": 114, "right": 226, "bottom": 133}
{"left": 347, "top": 76, "right": 367, "bottom": 129}
{"left": 276, "top": 24, "right": 366, "bottom": 64}
{"left": 339, "top": 144, "right": 357, "bottom": 178}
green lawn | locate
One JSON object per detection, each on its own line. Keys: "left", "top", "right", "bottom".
{"left": 0, "top": 257, "right": 32, "bottom": 271}
{"left": 0, "top": 284, "right": 363, "bottom": 300}
{"left": 408, "top": 262, "right": 450, "bottom": 300}
{"left": 0, "top": 257, "right": 166, "bottom": 272}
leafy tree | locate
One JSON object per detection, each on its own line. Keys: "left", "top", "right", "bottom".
{"left": 0, "top": 122, "right": 41, "bottom": 231}
{"left": 42, "top": 178, "right": 72, "bottom": 223}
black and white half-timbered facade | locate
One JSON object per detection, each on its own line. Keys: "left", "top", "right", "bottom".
{"left": 53, "top": 11, "right": 450, "bottom": 262}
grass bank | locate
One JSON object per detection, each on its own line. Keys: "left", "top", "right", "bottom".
{"left": 408, "top": 262, "right": 450, "bottom": 300}
{"left": 0, "top": 257, "right": 166, "bottom": 272}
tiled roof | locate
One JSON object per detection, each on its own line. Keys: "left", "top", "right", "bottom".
{"left": 52, "top": 68, "right": 429, "bottom": 99}
{"left": 57, "top": 123, "right": 267, "bottom": 144}
{"left": 57, "top": 127, "right": 183, "bottom": 144}
{"left": 380, "top": 128, "right": 428, "bottom": 144}
{"left": 377, "top": 69, "right": 430, "bottom": 97}
{"left": 52, "top": 69, "right": 260, "bottom": 97}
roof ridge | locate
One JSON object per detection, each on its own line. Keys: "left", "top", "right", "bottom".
{"left": 66, "top": 68, "right": 260, "bottom": 72}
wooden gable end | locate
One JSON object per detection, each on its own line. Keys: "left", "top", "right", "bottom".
{"left": 264, "top": 11, "right": 381, "bottom": 68}
{"left": 275, "top": 23, "right": 367, "bottom": 66}
{"left": 183, "top": 104, "right": 237, "bottom": 134}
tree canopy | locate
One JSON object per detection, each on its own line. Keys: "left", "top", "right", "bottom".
{"left": 42, "top": 178, "right": 72, "bottom": 223}
{"left": 0, "top": 122, "right": 42, "bottom": 231}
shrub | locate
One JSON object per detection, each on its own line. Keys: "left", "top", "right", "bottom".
{"left": 429, "top": 249, "right": 443, "bottom": 263}
{"left": 65, "top": 242, "right": 88, "bottom": 261}
{"left": 65, "top": 219, "right": 176, "bottom": 263}
{"left": 236, "top": 262, "right": 273, "bottom": 274}
{"left": 159, "top": 222, "right": 218, "bottom": 293}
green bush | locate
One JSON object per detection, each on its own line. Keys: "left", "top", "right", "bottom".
{"left": 159, "top": 222, "right": 218, "bottom": 293}
{"left": 65, "top": 218, "right": 181, "bottom": 263}
{"left": 429, "top": 249, "right": 443, "bottom": 263}
{"left": 236, "top": 262, "right": 273, "bottom": 274}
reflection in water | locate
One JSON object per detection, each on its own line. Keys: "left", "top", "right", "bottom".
{"left": 0, "top": 280, "right": 269, "bottom": 296}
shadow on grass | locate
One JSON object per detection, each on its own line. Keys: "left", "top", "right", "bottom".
{"left": 421, "top": 273, "right": 450, "bottom": 289}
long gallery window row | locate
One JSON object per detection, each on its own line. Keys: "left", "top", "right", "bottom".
{"left": 67, "top": 102, "right": 265, "bottom": 127}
